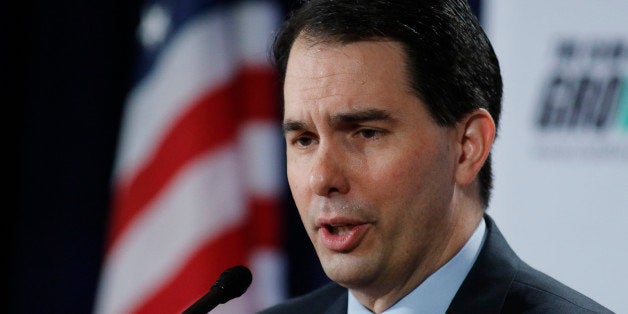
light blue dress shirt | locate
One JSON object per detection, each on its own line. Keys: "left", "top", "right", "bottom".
{"left": 347, "top": 219, "right": 487, "bottom": 314}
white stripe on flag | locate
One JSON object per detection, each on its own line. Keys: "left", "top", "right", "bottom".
{"left": 113, "top": 9, "right": 237, "bottom": 184}
{"left": 239, "top": 121, "right": 285, "bottom": 197}
{"left": 98, "top": 146, "right": 246, "bottom": 313}
{"left": 232, "top": 1, "right": 283, "bottom": 64}
{"left": 249, "top": 248, "right": 288, "bottom": 309}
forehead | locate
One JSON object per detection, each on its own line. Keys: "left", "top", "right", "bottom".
{"left": 283, "top": 36, "right": 413, "bottom": 115}
{"left": 285, "top": 36, "right": 407, "bottom": 83}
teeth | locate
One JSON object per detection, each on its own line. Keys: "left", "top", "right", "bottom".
{"left": 328, "top": 225, "right": 353, "bottom": 235}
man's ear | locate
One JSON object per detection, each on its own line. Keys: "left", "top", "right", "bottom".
{"left": 455, "top": 108, "right": 496, "bottom": 185}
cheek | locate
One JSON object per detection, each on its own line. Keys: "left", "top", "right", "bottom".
{"left": 368, "top": 148, "right": 426, "bottom": 189}
{"left": 287, "top": 166, "right": 305, "bottom": 200}
{"left": 287, "top": 169, "right": 311, "bottom": 226}
{"left": 366, "top": 144, "right": 453, "bottom": 208}
{"left": 287, "top": 160, "right": 315, "bottom": 217}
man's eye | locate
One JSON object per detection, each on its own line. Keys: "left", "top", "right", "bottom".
{"left": 294, "top": 136, "right": 314, "bottom": 147}
{"left": 357, "top": 129, "right": 382, "bottom": 139}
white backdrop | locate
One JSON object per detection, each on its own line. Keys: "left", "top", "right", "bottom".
{"left": 483, "top": 1, "right": 627, "bottom": 312}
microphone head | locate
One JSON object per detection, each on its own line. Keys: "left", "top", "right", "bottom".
{"left": 212, "top": 265, "right": 253, "bottom": 302}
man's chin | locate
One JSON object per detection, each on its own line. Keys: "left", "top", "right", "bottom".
{"left": 319, "top": 254, "right": 375, "bottom": 288}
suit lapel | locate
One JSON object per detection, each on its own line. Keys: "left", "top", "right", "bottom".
{"left": 324, "top": 288, "right": 348, "bottom": 314}
{"left": 447, "top": 215, "right": 520, "bottom": 313}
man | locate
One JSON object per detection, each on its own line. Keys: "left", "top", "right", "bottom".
{"left": 260, "top": 0, "right": 612, "bottom": 313}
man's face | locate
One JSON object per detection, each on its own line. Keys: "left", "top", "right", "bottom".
{"left": 283, "top": 36, "right": 462, "bottom": 294}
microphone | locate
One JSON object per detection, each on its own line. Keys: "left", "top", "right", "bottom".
{"left": 182, "top": 265, "right": 253, "bottom": 314}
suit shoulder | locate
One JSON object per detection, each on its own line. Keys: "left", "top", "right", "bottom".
{"left": 504, "top": 264, "right": 613, "bottom": 313}
{"left": 257, "top": 283, "right": 346, "bottom": 314}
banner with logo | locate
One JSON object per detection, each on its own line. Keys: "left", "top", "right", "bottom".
{"left": 483, "top": 1, "right": 627, "bottom": 312}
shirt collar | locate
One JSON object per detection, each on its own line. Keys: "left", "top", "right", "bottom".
{"left": 348, "top": 218, "right": 487, "bottom": 314}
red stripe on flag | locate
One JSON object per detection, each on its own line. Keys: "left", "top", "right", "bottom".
{"left": 247, "top": 196, "right": 283, "bottom": 248}
{"left": 130, "top": 224, "right": 249, "bottom": 314}
{"left": 106, "top": 67, "right": 278, "bottom": 253}
{"left": 107, "top": 83, "right": 237, "bottom": 252}
{"left": 235, "top": 65, "right": 280, "bottom": 120}
{"left": 128, "top": 198, "right": 283, "bottom": 313}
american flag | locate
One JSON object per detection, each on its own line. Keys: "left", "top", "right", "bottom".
{"left": 95, "top": 0, "right": 286, "bottom": 313}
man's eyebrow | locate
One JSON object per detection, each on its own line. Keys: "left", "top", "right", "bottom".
{"left": 330, "top": 109, "right": 393, "bottom": 127}
{"left": 282, "top": 120, "right": 306, "bottom": 134}
{"left": 282, "top": 109, "right": 393, "bottom": 134}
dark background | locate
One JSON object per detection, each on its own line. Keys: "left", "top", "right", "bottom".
{"left": 15, "top": 1, "right": 480, "bottom": 313}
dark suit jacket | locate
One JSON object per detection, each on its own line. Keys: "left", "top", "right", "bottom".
{"left": 258, "top": 215, "right": 613, "bottom": 313}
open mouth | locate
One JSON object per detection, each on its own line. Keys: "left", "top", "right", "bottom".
{"left": 325, "top": 224, "right": 355, "bottom": 235}
{"left": 318, "top": 222, "right": 370, "bottom": 252}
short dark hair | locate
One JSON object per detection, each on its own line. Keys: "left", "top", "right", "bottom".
{"left": 272, "top": 0, "right": 502, "bottom": 208}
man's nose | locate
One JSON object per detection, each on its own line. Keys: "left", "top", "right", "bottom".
{"left": 308, "top": 143, "right": 350, "bottom": 197}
